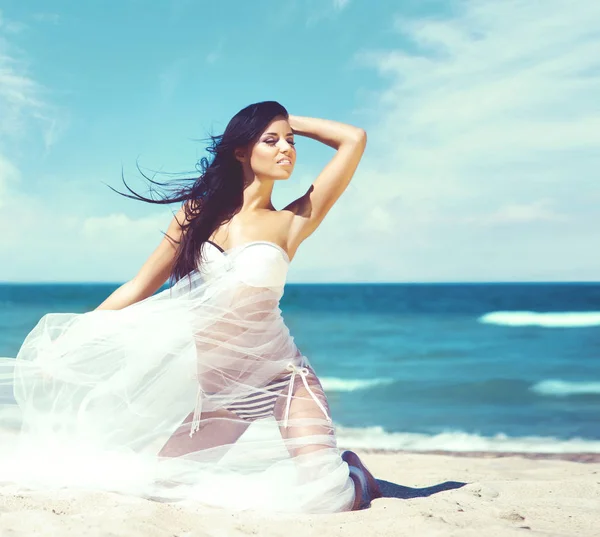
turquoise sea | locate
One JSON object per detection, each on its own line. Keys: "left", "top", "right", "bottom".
{"left": 1, "top": 282, "right": 599, "bottom": 452}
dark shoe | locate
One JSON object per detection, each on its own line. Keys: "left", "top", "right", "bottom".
{"left": 342, "top": 450, "right": 382, "bottom": 509}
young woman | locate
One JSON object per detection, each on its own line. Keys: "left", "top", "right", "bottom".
{"left": 0, "top": 101, "right": 381, "bottom": 513}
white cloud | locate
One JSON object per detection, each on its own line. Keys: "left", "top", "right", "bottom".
{"left": 0, "top": 11, "right": 62, "bottom": 147}
{"left": 0, "top": 11, "right": 26, "bottom": 34}
{"left": 159, "top": 57, "right": 187, "bottom": 100}
{"left": 0, "top": 12, "right": 74, "bottom": 281}
{"left": 32, "top": 13, "right": 60, "bottom": 24}
{"left": 0, "top": 55, "right": 43, "bottom": 139}
{"left": 305, "top": 0, "right": 350, "bottom": 26}
{"left": 466, "top": 199, "right": 567, "bottom": 226}
{"left": 0, "top": 155, "right": 19, "bottom": 208}
{"left": 0, "top": 15, "right": 174, "bottom": 282}
{"left": 312, "top": 0, "right": 600, "bottom": 281}
{"left": 82, "top": 212, "right": 170, "bottom": 245}
{"left": 0, "top": 201, "right": 173, "bottom": 281}
{"left": 333, "top": 0, "right": 350, "bottom": 11}
{"left": 2, "top": 1, "right": 600, "bottom": 282}
{"left": 206, "top": 38, "right": 225, "bottom": 65}
{"left": 0, "top": 12, "right": 42, "bottom": 212}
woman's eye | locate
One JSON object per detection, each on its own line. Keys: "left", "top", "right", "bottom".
{"left": 265, "top": 139, "right": 296, "bottom": 146}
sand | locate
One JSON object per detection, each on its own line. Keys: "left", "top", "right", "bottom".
{"left": 1, "top": 450, "right": 599, "bottom": 537}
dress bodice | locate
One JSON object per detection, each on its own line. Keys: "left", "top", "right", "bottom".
{"left": 200, "top": 240, "right": 290, "bottom": 289}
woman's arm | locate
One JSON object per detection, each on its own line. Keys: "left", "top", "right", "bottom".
{"left": 288, "top": 114, "right": 365, "bottom": 150}
{"left": 95, "top": 206, "right": 187, "bottom": 310}
{"left": 284, "top": 115, "right": 367, "bottom": 248}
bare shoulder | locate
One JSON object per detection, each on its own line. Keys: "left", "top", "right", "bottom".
{"left": 210, "top": 208, "right": 297, "bottom": 260}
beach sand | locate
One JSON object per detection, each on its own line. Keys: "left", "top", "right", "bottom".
{"left": 1, "top": 450, "right": 599, "bottom": 537}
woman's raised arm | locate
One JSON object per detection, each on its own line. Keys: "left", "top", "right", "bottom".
{"left": 283, "top": 115, "right": 366, "bottom": 249}
{"left": 95, "top": 206, "right": 187, "bottom": 310}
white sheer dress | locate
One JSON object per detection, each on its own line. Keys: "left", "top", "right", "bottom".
{"left": 0, "top": 240, "right": 355, "bottom": 513}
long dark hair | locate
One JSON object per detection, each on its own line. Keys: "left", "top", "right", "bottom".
{"left": 114, "top": 100, "right": 289, "bottom": 282}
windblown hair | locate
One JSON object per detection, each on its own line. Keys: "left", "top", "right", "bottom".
{"left": 114, "top": 100, "right": 289, "bottom": 282}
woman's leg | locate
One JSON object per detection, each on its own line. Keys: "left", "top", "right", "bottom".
{"left": 272, "top": 367, "right": 381, "bottom": 510}
{"left": 273, "top": 367, "right": 335, "bottom": 457}
{"left": 158, "top": 408, "right": 250, "bottom": 458}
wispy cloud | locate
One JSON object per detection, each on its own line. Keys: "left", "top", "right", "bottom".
{"left": 206, "top": 37, "right": 225, "bottom": 65}
{"left": 159, "top": 57, "right": 188, "bottom": 101}
{"left": 0, "top": 12, "right": 62, "bottom": 210}
{"left": 0, "top": 155, "right": 19, "bottom": 208}
{"left": 320, "top": 0, "right": 600, "bottom": 281}
{"left": 0, "top": 10, "right": 62, "bottom": 142}
{"left": 0, "top": 10, "right": 26, "bottom": 34}
{"left": 333, "top": 0, "right": 350, "bottom": 11}
{"left": 0, "top": 10, "right": 171, "bottom": 282}
{"left": 0, "top": 13, "right": 37, "bottom": 205}
{"left": 0, "top": 53, "right": 44, "bottom": 138}
{"left": 306, "top": 0, "right": 351, "bottom": 27}
{"left": 32, "top": 13, "right": 60, "bottom": 25}
{"left": 159, "top": 37, "right": 225, "bottom": 101}
{"left": 0, "top": 195, "right": 174, "bottom": 281}
{"left": 2, "top": 2, "right": 599, "bottom": 282}
{"left": 465, "top": 199, "right": 568, "bottom": 226}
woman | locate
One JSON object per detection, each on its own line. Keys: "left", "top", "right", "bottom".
{"left": 0, "top": 101, "right": 381, "bottom": 513}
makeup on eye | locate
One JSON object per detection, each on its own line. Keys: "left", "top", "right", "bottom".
{"left": 264, "top": 138, "right": 296, "bottom": 146}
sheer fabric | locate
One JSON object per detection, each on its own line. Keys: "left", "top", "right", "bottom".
{"left": 0, "top": 241, "right": 355, "bottom": 513}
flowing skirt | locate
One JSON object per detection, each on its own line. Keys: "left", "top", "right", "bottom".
{"left": 0, "top": 259, "right": 355, "bottom": 513}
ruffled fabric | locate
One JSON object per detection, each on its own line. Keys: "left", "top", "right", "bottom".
{"left": 0, "top": 241, "right": 355, "bottom": 513}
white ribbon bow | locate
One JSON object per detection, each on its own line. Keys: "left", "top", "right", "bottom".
{"left": 283, "top": 362, "right": 330, "bottom": 428}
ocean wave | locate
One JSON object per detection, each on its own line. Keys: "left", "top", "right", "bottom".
{"left": 479, "top": 311, "right": 600, "bottom": 328}
{"left": 320, "top": 377, "right": 393, "bottom": 392}
{"left": 531, "top": 379, "right": 600, "bottom": 397}
{"left": 335, "top": 425, "right": 600, "bottom": 453}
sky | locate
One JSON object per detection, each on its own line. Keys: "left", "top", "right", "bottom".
{"left": 0, "top": 0, "right": 599, "bottom": 283}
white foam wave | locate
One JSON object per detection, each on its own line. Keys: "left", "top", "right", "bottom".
{"left": 531, "top": 379, "right": 600, "bottom": 397}
{"left": 479, "top": 311, "right": 600, "bottom": 328}
{"left": 320, "top": 377, "right": 393, "bottom": 392}
{"left": 335, "top": 425, "right": 600, "bottom": 453}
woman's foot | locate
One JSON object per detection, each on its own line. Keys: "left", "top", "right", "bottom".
{"left": 342, "top": 450, "right": 382, "bottom": 510}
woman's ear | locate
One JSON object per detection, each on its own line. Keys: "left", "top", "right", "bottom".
{"left": 234, "top": 146, "right": 248, "bottom": 163}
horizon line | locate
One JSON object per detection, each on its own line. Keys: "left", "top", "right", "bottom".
{"left": 1, "top": 280, "right": 599, "bottom": 286}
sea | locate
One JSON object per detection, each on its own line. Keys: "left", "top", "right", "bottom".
{"left": 1, "top": 282, "right": 599, "bottom": 453}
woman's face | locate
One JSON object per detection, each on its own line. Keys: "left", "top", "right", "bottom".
{"left": 247, "top": 115, "right": 296, "bottom": 180}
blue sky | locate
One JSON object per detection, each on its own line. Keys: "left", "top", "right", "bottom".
{"left": 0, "top": 0, "right": 598, "bottom": 283}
